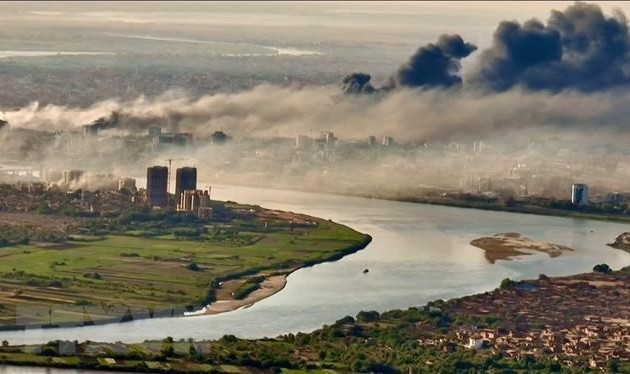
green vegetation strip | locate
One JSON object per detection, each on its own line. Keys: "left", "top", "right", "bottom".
{"left": 1, "top": 266, "right": 629, "bottom": 373}
{"left": 0, "top": 202, "right": 371, "bottom": 329}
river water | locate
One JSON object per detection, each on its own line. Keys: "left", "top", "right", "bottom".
{"left": 1, "top": 184, "right": 629, "bottom": 346}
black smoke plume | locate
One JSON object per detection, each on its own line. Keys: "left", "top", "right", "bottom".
{"left": 85, "top": 111, "right": 121, "bottom": 133}
{"left": 383, "top": 34, "right": 477, "bottom": 89}
{"left": 342, "top": 73, "right": 376, "bottom": 94}
{"left": 474, "top": 2, "right": 630, "bottom": 92}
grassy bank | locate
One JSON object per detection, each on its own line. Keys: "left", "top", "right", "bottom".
{"left": 0, "top": 205, "right": 370, "bottom": 329}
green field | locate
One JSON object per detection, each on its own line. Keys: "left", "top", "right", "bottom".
{"left": 0, "top": 214, "right": 369, "bottom": 328}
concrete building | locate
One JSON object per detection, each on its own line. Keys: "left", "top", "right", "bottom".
{"left": 152, "top": 132, "right": 193, "bottom": 150}
{"left": 210, "top": 130, "right": 230, "bottom": 144}
{"left": 177, "top": 189, "right": 210, "bottom": 214}
{"left": 148, "top": 126, "right": 162, "bottom": 138}
{"left": 174, "top": 133, "right": 193, "bottom": 146}
{"left": 571, "top": 183, "right": 589, "bottom": 206}
{"left": 63, "top": 170, "right": 84, "bottom": 186}
{"left": 118, "top": 177, "right": 137, "bottom": 192}
{"left": 322, "top": 131, "right": 337, "bottom": 146}
{"left": 147, "top": 166, "right": 168, "bottom": 208}
{"left": 175, "top": 167, "right": 197, "bottom": 199}
{"left": 383, "top": 136, "right": 395, "bottom": 147}
{"left": 198, "top": 206, "right": 213, "bottom": 219}
{"left": 82, "top": 125, "right": 98, "bottom": 137}
{"left": 296, "top": 135, "right": 312, "bottom": 150}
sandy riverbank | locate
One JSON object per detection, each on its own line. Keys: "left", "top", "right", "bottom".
{"left": 201, "top": 273, "right": 289, "bottom": 315}
{"left": 470, "top": 232, "right": 574, "bottom": 264}
{"left": 192, "top": 234, "right": 372, "bottom": 316}
{"left": 608, "top": 232, "right": 630, "bottom": 253}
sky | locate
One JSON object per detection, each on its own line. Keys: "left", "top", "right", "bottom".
{"left": 3, "top": 2, "right": 629, "bottom": 66}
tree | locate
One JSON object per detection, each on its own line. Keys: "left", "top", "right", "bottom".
{"left": 607, "top": 358, "right": 620, "bottom": 373}
{"left": 351, "top": 359, "right": 366, "bottom": 372}
{"left": 160, "top": 337, "right": 175, "bottom": 358}
{"left": 499, "top": 278, "right": 516, "bottom": 289}
{"left": 356, "top": 310, "right": 380, "bottom": 323}
{"left": 593, "top": 264, "right": 612, "bottom": 274}
{"left": 188, "top": 343, "right": 198, "bottom": 359}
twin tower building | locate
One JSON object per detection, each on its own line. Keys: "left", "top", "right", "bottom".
{"left": 146, "top": 166, "right": 211, "bottom": 217}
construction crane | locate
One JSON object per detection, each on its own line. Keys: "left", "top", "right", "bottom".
{"left": 164, "top": 158, "right": 185, "bottom": 193}
{"left": 205, "top": 185, "right": 212, "bottom": 200}
{"left": 164, "top": 158, "right": 186, "bottom": 209}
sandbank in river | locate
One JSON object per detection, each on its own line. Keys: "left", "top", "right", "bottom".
{"left": 470, "top": 232, "right": 574, "bottom": 264}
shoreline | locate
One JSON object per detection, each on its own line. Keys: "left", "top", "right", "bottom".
{"left": 201, "top": 273, "right": 289, "bottom": 315}
{"left": 196, "top": 231, "right": 373, "bottom": 316}
{"left": 208, "top": 179, "right": 630, "bottom": 225}
{"left": 4, "top": 267, "right": 630, "bottom": 373}
{"left": 0, "top": 230, "right": 373, "bottom": 332}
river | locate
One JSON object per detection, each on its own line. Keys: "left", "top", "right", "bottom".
{"left": 1, "top": 184, "right": 629, "bottom": 346}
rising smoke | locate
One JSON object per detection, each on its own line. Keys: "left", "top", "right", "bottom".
{"left": 472, "top": 2, "right": 630, "bottom": 92}
{"left": 383, "top": 34, "right": 477, "bottom": 90}
{"left": 5, "top": 85, "right": 630, "bottom": 144}
{"left": 342, "top": 73, "right": 375, "bottom": 95}
{"left": 3, "top": 3, "right": 630, "bottom": 147}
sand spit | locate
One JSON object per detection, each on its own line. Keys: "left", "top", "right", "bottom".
{"left": 470, "top": 232, "right": 574, "bottom": 264}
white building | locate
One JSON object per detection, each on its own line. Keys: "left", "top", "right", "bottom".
{"left": 177, "top": 189, "right": 211, "bottom": 213}
{"left": 571, "top": 183, "right": 589, "bottom": 206}
{"left": 466, "top": 338, "right": 487, "bottom": 350}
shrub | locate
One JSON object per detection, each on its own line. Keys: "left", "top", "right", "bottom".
{"left": 233, "top": 279, "right": 260, "bottom": 299}
{"left": 593, "top": 264, "right": 612, "bottom": 274}
{"left": 120, "top": 252, "right": 140, "bottom": 257}
{"left": 499, "top": 278, "right": 516, "bottom": 289}
{"left": 186, "top": 262, "right": 200, "bottom": 272}
{"left": 48, "top": 280, "right": 63, "bottom": 288}
{"left": 356, "top": 310, "right": 380, "bottom": 323}
{"left": 40, "top": 346, "right": 58, "bottom": 356}
{"left": 335, "top": 315, "right": 355, "bottom": 325}
{"left": 83, "top": 272, "right": 102, "bottom": 280}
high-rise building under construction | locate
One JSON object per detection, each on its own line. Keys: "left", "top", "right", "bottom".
{"left": 147, "top": 166, "right": 168, "bottom": 208}
{"left": 175, "top": 167, "right": 197, "bottom": 199}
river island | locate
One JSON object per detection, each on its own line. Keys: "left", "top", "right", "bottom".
{"left": 0, "top": 184, "right": 371, "bottom": 329}
{"left": 470, "top": 232, "right": 574, "bottom": 263}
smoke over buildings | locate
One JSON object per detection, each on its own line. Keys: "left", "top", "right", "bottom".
{"left": 342, "top": 73, "right": 375, "bottom": 95}
{"left": 338, "top": 2, "right": 630, "bottom": 94}
{"left": 83, "top": 111, "right": 121, "bottom": 135}
{"left": 384, "top": 34, "right": 477, "bottom": 90}
{"left": 3, "top": 2, "right": 630, "bottom": 151}
{"left": 472, "top": 2, "right": 630, "bottom": 92}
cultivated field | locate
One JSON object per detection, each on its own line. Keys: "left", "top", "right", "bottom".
{"left": 0, "top": 211, "right": 369, "bottom": 328}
